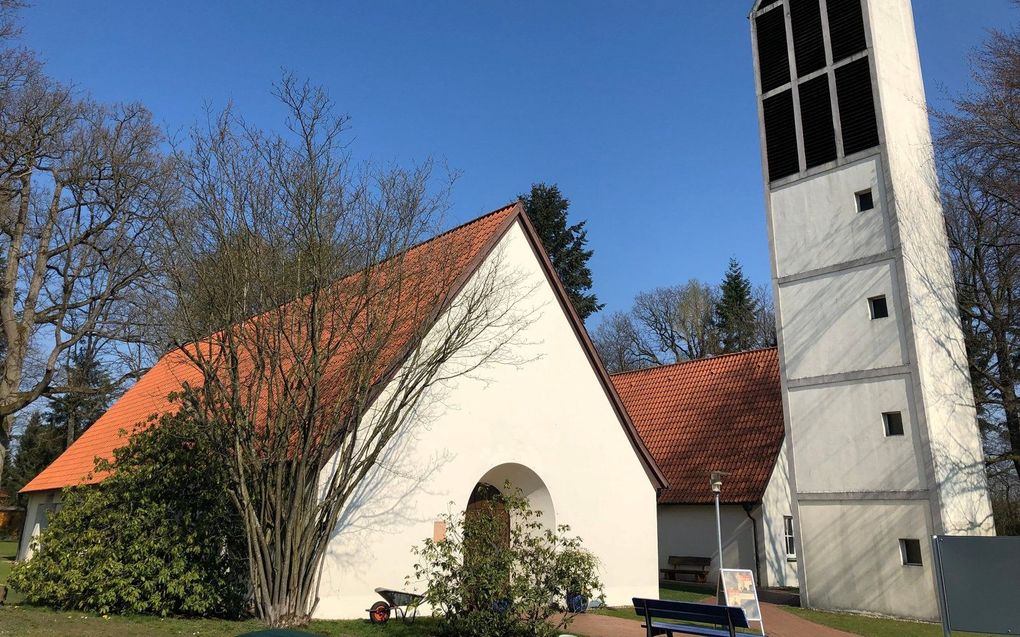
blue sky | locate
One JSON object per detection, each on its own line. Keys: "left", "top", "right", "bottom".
{"left": 16, "top": 1, "right": 1016, "bottom": 324}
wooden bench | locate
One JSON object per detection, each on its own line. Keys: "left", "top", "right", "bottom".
{"left": 633, "top": 598, "right": 750, "bottom": 637}
{"left": 659, "top": 555, "right": 712, "bottom": 582}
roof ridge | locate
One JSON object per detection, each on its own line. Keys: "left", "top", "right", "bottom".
{"left": 419, "top": 201, "right": 520, "bottom": 248}
{"left": 609, "top": 346, "right": 778, "bottom": 377}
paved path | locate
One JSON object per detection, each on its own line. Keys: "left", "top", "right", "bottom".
{"left": 561, "top": 602, "right": 859, "bottom": 637}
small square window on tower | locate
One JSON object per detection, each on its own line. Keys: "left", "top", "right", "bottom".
{"left": 856, "top": 189, "right": 874, "bottom": 212}
{"left": 900, "top": 538, "right": 923, "bottom": 566}
{"left": 868, "top": 295, "right": 889, "bottom": 319}
{"left": 883, "top": 411, "right": 904, "bottom": 436}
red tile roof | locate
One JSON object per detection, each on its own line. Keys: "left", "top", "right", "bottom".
{"left": 23, "top": 203, "right": 666, "bottom": 494}
{"left": 611, "top": 348, "right": 785, "bottom": 505}
{"left": 22, "top": 203, "right": 520, "bottom": 494}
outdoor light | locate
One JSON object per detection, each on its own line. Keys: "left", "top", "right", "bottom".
{"left": 710, "top": 470, "right": 726, "bottom": 494}
{"left": 710, "top": 470, "right": 729, "bottom": 603}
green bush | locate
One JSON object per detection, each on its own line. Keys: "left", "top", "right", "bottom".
{"left": 9, "top": 408, "right": 248, "bottom": 617}
{"left": 409, "top": 485, "right": 603, "bottom": 637}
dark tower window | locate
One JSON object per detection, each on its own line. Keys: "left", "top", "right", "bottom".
{"left": 869, "top": 295, "right": 889, "bottom": 319}
{"left": 835, "top": 58, "right": 880, "bottom": 155}
{"left": 790, "top": 0, "right": 826, "bottom": 77}
{"left": 827, "top": 0, "right": 867, "bottom": 62}
{"left": 856, "top": 189, "right": 874, "bottom": 211}
{"left": 900, "top": 539, "right": 923, "bottom": 566}
{"left": 763, "top": 90, "right": 800, "bottom": 181}
{"left": 799, "top": 75, "right": 837, "bottom": 168}
{"left": 883, "top": 411, "right": 904, "bottom": 436}
{"left": 756, "top": 7, "right": 791, "bottom": 92}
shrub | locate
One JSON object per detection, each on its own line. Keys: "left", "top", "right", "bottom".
{"left": 409, "top": 485, "right": 603, "bottom": 637}
{"left": 9, "top": 408, "right": 248, "bottom": 617}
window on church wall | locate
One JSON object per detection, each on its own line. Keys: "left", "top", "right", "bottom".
{"left": 784, "top": 516, "right": 797, "bottom": 559}
{"left": 856, "top": 188, "right": 874, "bottom": 212}
{"left": 900, "top": 538, "right": 923, "bottom": 566}
{"left": 763, "top": 90, "right": 800, "bottom": 181}
{"left": 756, "top": 7, "right": 791, "bottom": 93}
{"left": 799, "top": 74, "right": 837, "bottom": 168}
{"left": 868, "top": 295, "right": 888, "bottom": 319}
{"left": 883, "top": 411, "right": 904, "bottom": 436}
{"left": 790, "top": 0, "right": 826, "bottom": 77}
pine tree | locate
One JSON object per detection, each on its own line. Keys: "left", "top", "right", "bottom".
{"left": 47, "top": 347, "right": 115, "bottom": 449}
{"left": 518, "top": 183, "right": 603, "bottom": 320}
{"left": 1, "top": 411, "right": 63, "bottom": 503}
{"left": 715, "top": 258, "right": 759, "bottom": 353}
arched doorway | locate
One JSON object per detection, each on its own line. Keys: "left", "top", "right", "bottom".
{"left": 465, "top": 482, "right": 511, "bottom": 548}
{"left": 466, "top": 463, "right": 555, "bottom": 533}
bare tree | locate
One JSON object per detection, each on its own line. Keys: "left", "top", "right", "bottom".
{"left": 162, "top": 76, "right": 532, "bottom": 626}
{"left": 752, "top": 283, "right": 777, "bottom": 348}
{"left": 592, "top": 311, "right": 649, "bottom": 373}
{"left": 938, "top": 27, "right": 1020, "bottom": 531}
{"left": 0, "top": 28, "right": 170, "bottom": 479}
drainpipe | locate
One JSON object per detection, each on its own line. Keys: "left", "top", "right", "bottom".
{"left": 743, "top": 503, "right": 762, "bottom": 589}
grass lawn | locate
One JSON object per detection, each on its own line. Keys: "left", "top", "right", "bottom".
{"left": 0, "top": 539, "right": 25, "bottom": 605}
{"left": 787, "top": 607, "right": 987, "bottom": 637}
{"left": 593, "top": 582, "right": 710, "bottom": 621}
{"left": 0, "top": 605, "right": 443, "bottom": 637}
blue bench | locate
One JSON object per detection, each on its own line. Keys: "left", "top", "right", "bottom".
{"left": 633, "top": 598, "right": 750, "bottom": 637}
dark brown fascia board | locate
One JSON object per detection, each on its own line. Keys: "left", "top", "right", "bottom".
{"left": 512, "top": 210, "right": 669, "bottom": 491}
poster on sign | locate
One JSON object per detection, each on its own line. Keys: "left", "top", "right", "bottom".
{"left": 720, "top": 568, "right": 763, "bottom": 630}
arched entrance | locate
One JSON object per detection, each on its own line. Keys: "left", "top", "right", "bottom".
{"left": 465, "top": 463, "right": 555, "bottom": 532}
{"left": 465, "top": 482, "right": 511, "bottom": 547}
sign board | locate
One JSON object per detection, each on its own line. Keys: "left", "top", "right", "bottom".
{"left": 932, "top": 535, "right": 1020, "bottom": 636}
{"left": 720, "top": 568, "right": 762, "bottom": 623}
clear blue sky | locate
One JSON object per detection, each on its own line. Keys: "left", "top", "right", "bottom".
{"left": 15, "top": 1, "right": 1016, "bottom": 324}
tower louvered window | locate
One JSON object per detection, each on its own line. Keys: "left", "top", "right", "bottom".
{"left": 763, "top": 90, "right": 800, "bottom": 181}
{"left": 755, "top": 0, "right": 879, "bottom": 182}
{"left": 756, "top": 7, "right": 790, "bottom": 93}
{"left": 799, "top": 75, "right": 837, "bottom": 168}
{"left": 790, "top": 0, "right": 826, "bottom": 77}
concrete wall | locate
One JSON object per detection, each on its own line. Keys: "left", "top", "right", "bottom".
{"left": 657, "top": 451, "right": 798, "bottom": 590}
{"left": 313, "top": 220, "right": 661, "bottom": 619}
{"left": 760, "top": 445, "right": 798, "bottom": 588}
{"left": 866, "top": 0, "right": 995, "bottom": 538}
{"left": 17, "top": 490, "right": 62, "bottom": 561}
{"left": 657, "top": 504, "right": 757, "bottom": 585}
{"left": 752, "top": 0, "right": 994, "bottom": 621}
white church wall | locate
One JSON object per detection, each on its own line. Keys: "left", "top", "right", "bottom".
{"left": 313, "top": 219, "right": 660, "bottom": 619}
{"left": 777, "top": 259, "right": 907, "bottom": 380}
{"left": 770, "top": 157, "right": 889, "bottom": 280}
{"left": 759, "top": 444, "right": 798, "bottom": 588}
{"left": 17, "top": 489, "right": 62, "bottom": 561}
{"left": 798, "top": 499, "right": 935, "bottom": 620}
{"left": 866, "top": 0, "right": 994, "bottom": 538}
{"left": 656, "top": 504, "right": 757, "bottom": 585}
{"left": 786, "top": 375, "right": 926, "bottom": 494}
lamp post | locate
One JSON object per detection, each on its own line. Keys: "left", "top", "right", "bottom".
{"left": 711, "top": 470, "right": 728, "bottom": 602}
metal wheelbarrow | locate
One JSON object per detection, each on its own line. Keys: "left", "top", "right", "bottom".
{"left": 367, "top": 587, "right": 424, "bottom": 624}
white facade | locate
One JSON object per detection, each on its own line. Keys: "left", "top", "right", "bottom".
{"left": 17, "top": 490, "right": 62, "bottom": 561}
{"left": 656, "top": 445, "right": 798, "bottom": 590}
{"left": 751, "top": 0, "right": 994, "bottom": 621}
{"left": 313, "top": 219, "right": 661, "bottom": 619}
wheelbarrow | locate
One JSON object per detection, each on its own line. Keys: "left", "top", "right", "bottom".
{"left": 367, "top": 587, "right": 424, "bottom": 624}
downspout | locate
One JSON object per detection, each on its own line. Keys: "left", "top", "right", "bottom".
{"left": 743, "top": 503, "right": 762, "bottom": 589}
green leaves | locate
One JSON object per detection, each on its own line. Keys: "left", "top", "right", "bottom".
{"left": 408, "top": 485, "right": 604, "bottom": 637}
{"left": 8, "top": 410, "right": 248, "bottom": 617}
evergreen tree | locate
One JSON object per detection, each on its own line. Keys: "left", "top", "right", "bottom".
{"left": 714, "top": 258, "right": 759, "bottom": 353}
{"left": 518, "top": 183, "right": 603, "bottom": 320}
{"left": 1, "top": 412, "right": 62, "bottom": 503}
{"left": 47, "top": 347, "right": 115, "bottom": 449}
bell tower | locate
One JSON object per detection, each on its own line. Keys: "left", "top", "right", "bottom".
{"left": 749, "top": 0, "right": 994, "bottom": 620}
